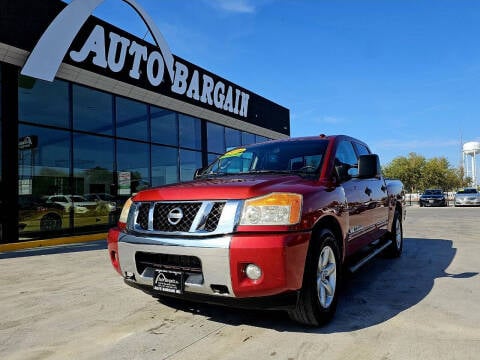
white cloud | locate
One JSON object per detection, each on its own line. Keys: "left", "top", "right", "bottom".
{"left": 209, "top": 0, "right": 256, "bottom": 13}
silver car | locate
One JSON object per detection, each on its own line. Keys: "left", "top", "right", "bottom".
{"left": 454, "top": 188, "right": 480, "bottom": 207}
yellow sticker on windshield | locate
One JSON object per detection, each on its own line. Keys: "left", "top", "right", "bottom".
{"left": 220, "top": 148, "right": 246, "bottom": 159}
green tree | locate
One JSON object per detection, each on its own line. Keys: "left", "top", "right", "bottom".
{"left": 383, "top": 153, "right": 465, "bottom": 192}
{"left": 382, "top": 153, "right": 426, "bottom": 193}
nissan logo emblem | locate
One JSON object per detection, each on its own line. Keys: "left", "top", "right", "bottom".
{"left": 167, "top": 207, "right": 183, "bottom": 225}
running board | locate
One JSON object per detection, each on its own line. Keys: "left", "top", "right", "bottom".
{"left": 348, "top": 240, "right": 392, "bottom": 273}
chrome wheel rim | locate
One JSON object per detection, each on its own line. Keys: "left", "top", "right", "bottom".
{"left": 317, "top": 245, "right": 337, "bottom": 308}
{"left": 395, "top": 218, "right": 402, "bottom": 249}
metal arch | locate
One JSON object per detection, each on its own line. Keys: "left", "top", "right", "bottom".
{"left": 21, "top": 0, "right": 174, "bottom": 82}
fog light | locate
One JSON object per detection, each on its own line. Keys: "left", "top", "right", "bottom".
{"left": 245, "top": 264, "right": 262, "bottom": 280}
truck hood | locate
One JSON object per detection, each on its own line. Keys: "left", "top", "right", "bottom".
{"left": 133, "top": 174, "right": 314, "bottom": 201}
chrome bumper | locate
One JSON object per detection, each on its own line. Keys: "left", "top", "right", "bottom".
{"left": 117, "top": 232, "right": 234, "bottom": 297}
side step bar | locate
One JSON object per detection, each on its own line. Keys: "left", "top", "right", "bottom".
{"left": 348, "top": 240, "right": 392, "bottom": 273}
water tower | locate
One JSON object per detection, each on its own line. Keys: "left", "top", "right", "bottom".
{"left": 463, "top": 141, "right": 480, "bottom": 186}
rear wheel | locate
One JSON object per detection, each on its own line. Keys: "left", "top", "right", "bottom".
{"left": 288, "top": 228, "right": 341, "bottom": 326}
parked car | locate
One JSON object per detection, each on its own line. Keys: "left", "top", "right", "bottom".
{"left": 18, "top": 195, "right": 66, "bottom": 232}
{"left": 44, "top": 195, "right": 100, "bottom": 214}
{"left": 454, "top": 188, "right": 480, "bottom": 207}
{"left": 84, "top": 193, "right": 119, "bottom": 212}
{"left": 419, "top": 189, "right": 447, "bottom": 207}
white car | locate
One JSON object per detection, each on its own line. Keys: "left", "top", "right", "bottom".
{"left": 454, "top": 188, "right": 480, "bottom": 207}
{"left": 45, "top": 195, "right": 99, "bottom": 214}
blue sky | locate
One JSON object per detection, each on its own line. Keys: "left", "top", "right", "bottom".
{"left": 71, "top": 0, "right": 480, "bottom": 167}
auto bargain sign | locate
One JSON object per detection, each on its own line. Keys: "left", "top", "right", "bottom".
{"left": 21, "top": 0, "right": 250, "bottom": 119}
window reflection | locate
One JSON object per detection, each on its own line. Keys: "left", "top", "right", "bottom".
{"left": 151, "top": 107, "right": 178, "bottom": 146}
{"left": 19, "top": 77, "right": 69, "bottom": 128}
{"left": 179, "top": 114, "right": 202, "bottom": 150}
{"left": 116, "top": 96, "right": 148, "bottom": 141}
{"left": 180, "top": 149, "right": 202, "bottom": 182}
{"left": 207, "top": 122, "right": 225, "bottom": 154}
{"left": 225, "top": 127, "right": 241, "bottom": 150}
{"left": 242, "top": 131, "right": 255, "bottom": 145}
{"left": 73, "top": 84, "right": 113, "bottom": 135}
{"left": 73, "top": 133, "right": 115, "bottom": 227}
{"left": 14, "top": 76, "right": 275, "bottom": 240}
{"left": 18, "top": 125, "right": 71, "bottom": 235}
{"left": 117, "top": 140, "right": 150, "bottom": 195}
{"left": 152, "top": 145, "right": 178, "bottom": 186}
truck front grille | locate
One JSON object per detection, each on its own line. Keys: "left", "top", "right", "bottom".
{"left": 153, "top": 202, "right": 202, "bottom": 232}
{"left": 132, "top": 200, "right": 230, "bottom": 235}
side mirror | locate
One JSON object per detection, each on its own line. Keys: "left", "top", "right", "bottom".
{"left": 358, "top": 154, "right": 381, "bottom": 179}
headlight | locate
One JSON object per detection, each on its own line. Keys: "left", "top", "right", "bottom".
{"left": 240, "top": 193, "right": 302, "bottom": 226}
{"left": 118, "top": 197, "right": 133, "bottom": 225}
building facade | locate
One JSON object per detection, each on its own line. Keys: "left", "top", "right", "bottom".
{"left": 0, "top": 0, "right": 290, "bottom": 243}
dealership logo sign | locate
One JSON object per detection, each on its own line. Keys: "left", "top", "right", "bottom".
{"left": 21, "top": 0, "right": 250, "bottom": 118}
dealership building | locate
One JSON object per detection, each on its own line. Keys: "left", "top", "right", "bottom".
{"left": 0, "top": 0, "right": 290, "bottom": 243}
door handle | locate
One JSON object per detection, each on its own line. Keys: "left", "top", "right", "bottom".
{"left": 365, "top": 187, "right": 372, "bottom": 196}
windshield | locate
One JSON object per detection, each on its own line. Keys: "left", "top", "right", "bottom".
{"left": 424, "top": 190, "right": 442, "bottom": 195}
{"left": 457, "top": 188, "right": 478, "bottom": 194}
{"left": 199, "top": 140, "right": 328, "bottom": 179}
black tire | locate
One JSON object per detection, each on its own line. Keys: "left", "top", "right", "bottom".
{"left": 288, "top": 228, "right": 341, "bottom": 326}
{"left": 384, "top": 210, "right": 403, "bottom": 258}
{"left": 40, "top": 213, "right": 62, "bottom": 231}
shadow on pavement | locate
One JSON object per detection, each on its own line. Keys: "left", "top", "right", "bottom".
{"left": 0, "top": 240, "right": 107, "bottom": 259}
{"left": 156, "top": 238, "right": 478, "bottom": 333}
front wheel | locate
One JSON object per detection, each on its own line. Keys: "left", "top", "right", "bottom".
{"left": 40, "top": 213, "right": 62, "bottom": 231}
{"left": 384, "top": 210, "right": 403, "bottom": 258}
{"left": 288, "top": 228, "right": 341, "bottom": 326}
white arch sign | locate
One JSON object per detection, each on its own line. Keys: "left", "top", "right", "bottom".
{"left": 21, "top": 0, "right": 174, "bottom": 82}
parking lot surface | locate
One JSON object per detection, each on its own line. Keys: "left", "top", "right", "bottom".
{"left": 1, "top": 207, "right": 479, "bottom": 360}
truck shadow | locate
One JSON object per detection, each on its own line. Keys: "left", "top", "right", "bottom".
{"left": 157, "top": 238, "right": 478, "bottom": 333}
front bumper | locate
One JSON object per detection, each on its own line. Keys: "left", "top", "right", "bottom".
{"left": 111, "top": 229, "right": 310, "bottom": 299}
{"left": 419, "top": 198, "right": 446, "bottom": 207}
{"left": 454, "top": 198, "right": 480, "bottom": 206}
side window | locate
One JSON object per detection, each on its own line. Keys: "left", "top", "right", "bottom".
{"left": 354, "top": 142, "right": 370, "bottom": 156}
{"left": 335, "top": 141, "right": 358, "bottom": 181}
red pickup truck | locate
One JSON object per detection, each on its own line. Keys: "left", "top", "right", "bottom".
{"left": 107, "top": 134, "right": 405, "bottom": 326}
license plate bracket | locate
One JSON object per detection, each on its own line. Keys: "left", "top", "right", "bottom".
{"left": 153, "top": 269, "right": 184, "bottom": 294}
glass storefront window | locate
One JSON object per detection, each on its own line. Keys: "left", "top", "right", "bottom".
{"left": 180, "top": 149, "right": 202, "bottom": 182}
{"left": 207, "top": 122, "right": 225, "bottom": 154}
{"left": 12, "top": 74, "right": 276, "bottom": 241}
{"left": 225, "top": 127, "right": 241, "bottom": 150}
{"left": 152, "top": 145, "right": 178, "bottom": 186}
{"left": 18, "top": 125, "right": 71, "bottom": 235}
{"left": 73, "top": 133, "right": 115, "bottom": 228}
{"left": 117, "top": 140, "right": 150, "bottom": 195}
{"left": 151, "top": 107, "right": 178, "bottom": 146}
{"left": 179, "top": 114, "right": 202, "bottom": 150}
{"left": 255, "top": 135, "right": 269, "bottom": 143}
{"left": 116, "top": 96, "right": 148, "bottom": 141}
{"left": 73, "top": 84, "right": 113, "bottom": 135}
{"left": 19, "top": 77, "right": 69, "bottom": 128}
{"left": 242, "top": 131, "right": 255, "bottom": 145}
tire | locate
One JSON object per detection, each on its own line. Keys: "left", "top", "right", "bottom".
{"left": 40, "top": 213, "right": 62, "bottom": 231}
{"left": 384, "top": 210, "right": 403, "bottom": 258}
{"left": 288, "top": 228, "right": 341, "bottom": 326}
